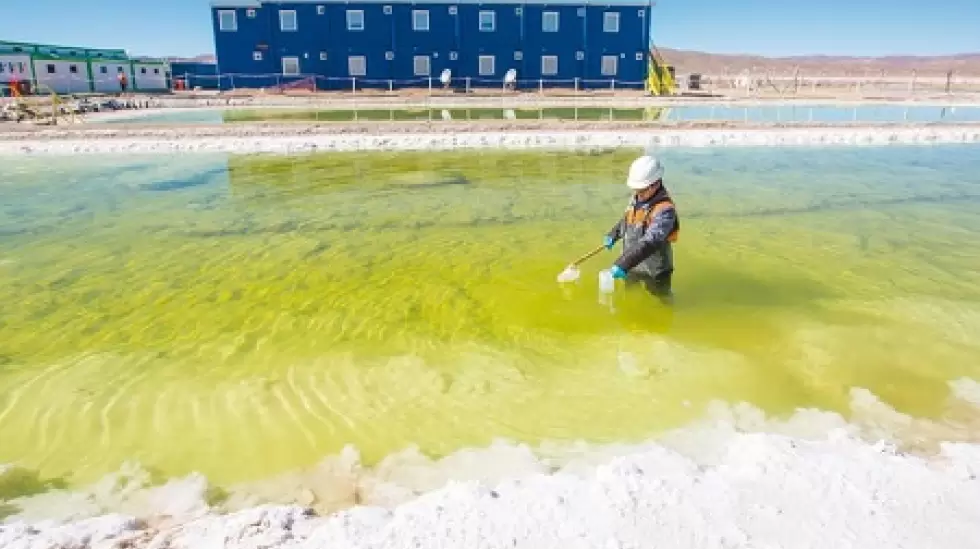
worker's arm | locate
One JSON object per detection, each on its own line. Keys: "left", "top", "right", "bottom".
{"left": 604, "top": 217, "right": 625, "bottom": 248}
{"left": 614, "top": 206, "right": 676, "bottom": 272}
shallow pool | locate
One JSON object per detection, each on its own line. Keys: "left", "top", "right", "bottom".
{"left": 2, "top": 145, "right": 980, "bottom": 492}
{"left": 96, "top": 104, "right": 980, "bottom": 125}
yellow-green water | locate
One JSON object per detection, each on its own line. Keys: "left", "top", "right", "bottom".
{"left": 1, "top": 146, "right": 980, "bottom": 493}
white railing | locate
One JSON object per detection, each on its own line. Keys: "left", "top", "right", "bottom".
{"left": 4, "top": 70, "right": 980, "bottom": 99}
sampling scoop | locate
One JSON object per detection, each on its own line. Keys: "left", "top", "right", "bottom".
{"left": 556, "top": 245, "right": 605, "bottom": 283}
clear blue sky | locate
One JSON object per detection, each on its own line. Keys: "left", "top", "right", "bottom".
{"left": 0, "top": 0, "right": 978, "bottom": 58}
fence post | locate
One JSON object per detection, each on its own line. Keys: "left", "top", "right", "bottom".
{"left": 610, "top": 79, "right": 615, "bottom": 92}
{"left": 388, "top": 79, "right": 393, "bottom": 93}
{"left": 465, "top": 77, "right": 470, "bottom": 94}
{"left": 574, "top": 77, "right": 579, "bottom": 95}
{"left": 539, "top": 79, "right": 543, "bottom": 95}
{"left": 229, "top": 74, "right": 235, "bottom": 90}
{"left": 428, "top": 76, "right": 432, "bottom": 95}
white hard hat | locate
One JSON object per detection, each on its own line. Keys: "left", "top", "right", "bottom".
{"left": 625, "top": 155, "right": 664, "bottom": 189}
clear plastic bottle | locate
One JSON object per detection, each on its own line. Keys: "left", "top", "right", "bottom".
{"left": 598, "top": 269, "right": 615, "bottom": 294}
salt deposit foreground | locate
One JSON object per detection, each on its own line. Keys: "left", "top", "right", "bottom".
{"left": 3, "top": 382, "right": 980, "bottom": 549}
{"left": 1, "top": 122, "right": 980, "bottom": 155}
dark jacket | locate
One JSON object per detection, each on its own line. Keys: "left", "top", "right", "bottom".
{"left": 606, "top": 183, "right": 679, "bottom": 278}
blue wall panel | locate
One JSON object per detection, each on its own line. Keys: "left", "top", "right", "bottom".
{"left": 171, "top": 62, "right": 219, "bottom": 90}
{"left": 211, "top": 1, "right": 652, "bottom": 91}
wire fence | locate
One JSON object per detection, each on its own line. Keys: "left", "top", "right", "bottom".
{"left": 3, "top": 70, "right": 980, "bottom": 99}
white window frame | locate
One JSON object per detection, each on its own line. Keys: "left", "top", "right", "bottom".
{"left": 246, "top": 8, "right": 256, "bottom": 18}
{"left": 412, "top": 9, "right": 430, "bottom": 31}
{"left": 601, "top": 55, "right": 618, "bottom": 76}
{"left": 478, "top": 55, "right": 495, "bottom": 76}
{"left": 478, "top": 10, "right": 495, "bottom": 32}
{"left": 347, "top": 10, "right": 364, "bottom": 31}
{"left": 514, "top": 51, "right": 523, "bottom": 61}
{"left": 218, "top": 10, "right": 237, "bottom": 31}
{"left": 541, "top": 55, "right": 558, "bottom": 76}
{"left": 603, "top": 12, "right": 620, "bottom": 32}
{"left": 413, "top": 55, "right": 430, "bottom": 76}
{"left": 319, "top": 51, "right": 328, "bottom": 61}
{"left": 542, "top": 11, "right": 559, "bottom": 32}
{"left": 281, "top": 56, "right": 300, "bottom": 76}
{"left": 635, "top": 52, "right": 644, "bottom": 61}
{"left": 348, "top": 55, "right": 366, "bottom": 76}
{"left": 253, "top": 51, "right": 263, "bottom": 61}
{"left": 317, "top": 5, "right": 325, "bottom": 15}
{"left": 279, "top": 9, "right": 298, "bottom": 31}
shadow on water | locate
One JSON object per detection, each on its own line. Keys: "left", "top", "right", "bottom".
{"left": 0, "top": 467, "right": 68, "bottom": 501}
{"left": 677, "top": 265, "right": 835, "bottom": 311}
{"left": 139, "top": 167, "right": 227, "bottom": 192}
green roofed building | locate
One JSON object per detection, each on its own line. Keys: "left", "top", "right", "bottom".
{"left": 0, "top": 40, "right": 171, "bottom": 95}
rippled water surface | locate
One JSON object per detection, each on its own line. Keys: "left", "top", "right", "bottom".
{"left": 2, "top": 145, "right": 980, "bottom": 490}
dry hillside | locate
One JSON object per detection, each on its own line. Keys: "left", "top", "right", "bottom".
{"left": 657, "top": 48, "right": 980, "bottom": 77}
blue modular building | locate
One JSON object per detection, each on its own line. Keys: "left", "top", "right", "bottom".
{"left": 209, "top": 0, "right": 653, "bottom": 90}
{"left": 170, "top": 61, "right": 220, "bottom": 89}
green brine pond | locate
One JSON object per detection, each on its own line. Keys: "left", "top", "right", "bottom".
{"left": 1, "top": 145, "right": 979, "bottom": 493}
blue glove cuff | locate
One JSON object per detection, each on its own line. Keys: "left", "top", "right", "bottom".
{"left": 611, "top": 265, "right": 627, "bottom": 279}
{"left": 603, "top": 236, "right": 615, "bottom": 250}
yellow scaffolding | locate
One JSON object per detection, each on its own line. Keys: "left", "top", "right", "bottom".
{"left": 646, "top": 46, "right": 675, "bottom": 96}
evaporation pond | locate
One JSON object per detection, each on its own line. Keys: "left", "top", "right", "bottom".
{"left": 2, "top": 146, "right": 980, "bottom": 488}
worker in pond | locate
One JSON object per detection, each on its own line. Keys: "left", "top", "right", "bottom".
{"left": 603, "top": 155, "right": 679, "bottom": 304}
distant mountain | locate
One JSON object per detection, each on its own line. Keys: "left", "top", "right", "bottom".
{"left": 656, "top": 48, "right": 980, "bottom": 76}
{"left": 164, "top": 50, "right": 980, "bottom": 76}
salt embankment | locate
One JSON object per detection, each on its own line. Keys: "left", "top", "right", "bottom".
{"left": 1, "top": 123, "right": 980, "bottom": 155}
{"left": 3, "top": 381, "right": 980, "bottom": 549}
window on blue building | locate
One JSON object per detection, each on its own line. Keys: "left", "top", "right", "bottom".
{"left": 280, "top": 10, "right": 298, "bottom": 31}
{"left": 348, "top": 56, "right": 366, "bottom": 76}
{"left": 253, "top": 51, "right": 263, "bottom": 61}
{"left": 541, "top": 56, "right": 557, "bottom": 76}
{"left": 347, "top": 10, "right": 364, "bottom": 31}
{"left": 282, "top": 57, "right": 300, "bottom": 76}
{"left": 413, "top": 55, "right": 430, "bottom": 76}
{"left": 218, "top": 10, "right": 237, "bottom": 32}
{"left": 478, "top": 11, "right": 495, "bottom": 32}
{"left": 246, "top": 9, "right": 256, "bottom": 18}
{"left": 412, "top": 10, "right": 429, "bottom": 31}
{"left": 603, "top": 12, "right": 620, "bottom": 32}
{"left": 542, "top": 12, "right": 559, "bottom": 32}
{"left": 601, "top": 55, "right": 618, "bottom": 76}
{"left": 317, "top": 5, "right": 325, "bottom": 15}
{"left": 478, "top": 55, "right": 494, "bottom": 76}
{"left": 320, "top": 52, "right": 328, "bottom": 61}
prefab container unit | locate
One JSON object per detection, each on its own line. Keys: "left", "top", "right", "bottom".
{"left": 210, "top": 0, "right": 653, "bottom": 90}
{"left": 132, "top": 61, "right": 170, "bottom": 91}
{"left": 0, "top": 40, "right": 171, "bottom": 94}
{"left": 32, "top": 56, "right": 93, "bottom": 94}
{"left": 0, "top": 54, "right": 34, "bottom": 94}
{"left": 91, "top": 60, "right": 132, "bottom": 93}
